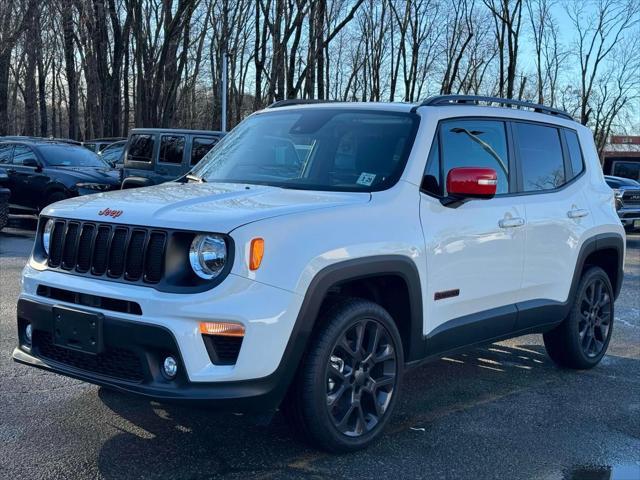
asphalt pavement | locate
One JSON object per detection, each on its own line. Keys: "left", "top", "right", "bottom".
{"left": 1, "top": 218, "right": 639, "bottom": 480}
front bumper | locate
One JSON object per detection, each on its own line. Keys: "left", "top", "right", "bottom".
{"left": 13, "top": 298, "right": 295, "bottom": 410}
{"left": 14, "top": 264, "right": 306, "bottom": 409}
{"left": 617, "top": 206, "right": 640, "bottom": 227}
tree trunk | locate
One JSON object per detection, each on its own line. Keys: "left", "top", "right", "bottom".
{"left": 62, "top": 0, "right": 78, "bottom": 139}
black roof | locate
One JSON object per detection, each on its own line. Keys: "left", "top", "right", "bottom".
{"left": 130, "top": 128, "right": 225, "bottom": 136}
{"left": 0, "top": 136, "right": 83, "bottom": 145}
{"left": 85, "top": 137, "right": 126, "bottom": 143}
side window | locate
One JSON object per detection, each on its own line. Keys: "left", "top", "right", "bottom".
{"left": 191, "top": 137, "right": 218, "bottom": 166}
{"left": 564, "top": 130, "right": 584, "bottom": 179}
{"left": 431, "top": 119, "right": 510, "bottom": 195}
{"left": 0, "top": 144, "right": 13, "bottom": 164}
{"left": 128, "top": 134, "right": 155, "bottom": 162}
{"left": 515, "top": 123, "right": 565, "bottom": 191}
{"left": 159, "top": 135, "right": 185, "bottom": 164}
{"left": 12, "top": 145, "right": 38, "bottom": 166}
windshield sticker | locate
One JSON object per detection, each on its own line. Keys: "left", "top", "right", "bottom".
{"left": 357, "top": 172, "right": 376, "bottom": 186}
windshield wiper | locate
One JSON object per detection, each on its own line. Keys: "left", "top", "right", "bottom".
{"left": 186, "top": 173, "right": 206, "bottom": 183}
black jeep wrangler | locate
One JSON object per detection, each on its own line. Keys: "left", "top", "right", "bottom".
{"left": 121, "top": 128, "right": 224, "bottom": 189}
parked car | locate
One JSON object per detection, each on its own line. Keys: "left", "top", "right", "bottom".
{"left": 1, "top": 135, "right": 83, "bottom": 146}
{"left": 605, "top": 175, "right": 640, "bottom": 230}
{"left": 83, "top": 137, "right": 126, "bottom": 153}
{"left": 121, "top": 128, "right": 224, "bottom": 188}
{"left": 0, "top": 171, "right": 9, "bottom": 231}
{"left": 13, "top": 96, "right": 624, "bottom": 452}
{"left": 0, "top": 139, "right": 121, "bottom": 213}
{"left": 98, "top": 139, "right": 127, "bottom": 168}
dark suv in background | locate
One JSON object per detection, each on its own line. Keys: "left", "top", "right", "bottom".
{"left": 121, "top": 128, "right": 224, "bottom": 188}
{"left": 605, "top": 175, "right": 640, "bottom": 230}
{"left": 0, "top": 139, "right": 120, "bottom": 213}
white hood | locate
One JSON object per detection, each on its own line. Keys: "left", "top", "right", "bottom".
{"left": 43, "top": 182, "right": 371, "bottom": 232}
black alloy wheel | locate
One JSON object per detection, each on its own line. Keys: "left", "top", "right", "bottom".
{"left": 326, "top": 319, "right": 397, "bottom": 437}
{"left": 578, "top": 277, "right": 612, "bottom": 358}
{"left": 285, "top": 298, "right": 403, "bottom": 452}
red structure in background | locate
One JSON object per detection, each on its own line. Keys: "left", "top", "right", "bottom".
{"left": 602, "top": 136, "right": 640, "bottom": 181}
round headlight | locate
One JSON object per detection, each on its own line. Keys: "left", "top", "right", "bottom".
{"left": 189, "top": 235, "right": 227, "bottom": 280}
{"left": 43, "top": 219, "right": 55, "bottom": 256}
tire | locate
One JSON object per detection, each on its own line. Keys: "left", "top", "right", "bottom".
{"left": 0, "top": 200, "right": 8, "bottom": 231}
{"left": 40, "top": 191, "right": 67, "bottom": 211}
{"left": 543, "top": 266, "right": 614, "bottom": 369}
{"left": 285, "top": 298, "right": 404, "bottom": 452}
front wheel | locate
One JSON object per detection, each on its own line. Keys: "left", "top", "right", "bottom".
{"left": 543, "top": 266, "right": 614, "bottom": 369}
{"left": 285, "top": 298, "right": 403, "bottom": 452}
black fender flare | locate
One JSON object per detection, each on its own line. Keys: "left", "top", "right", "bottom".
{"left": 570, "top": 233, "right": 625, "bottom": 301}
{"left": 121, "top": 176, "right": 154, "bottom": 190}
{"left": 265, "top": 255, "right": 424, "bottom": 408}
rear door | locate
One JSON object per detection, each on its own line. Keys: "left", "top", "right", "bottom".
{"left": 420, "top": 118, "right": 525, "bottom": 350}
{"left": 156, "top": 134, "right": 186, "bottom": 181}
{"left": 515, "top": 123, "right": 592, "bottom": 328}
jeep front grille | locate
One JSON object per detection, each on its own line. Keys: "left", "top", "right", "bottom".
{"left": 47, "top": 220, "right": 167, "bottom": 284}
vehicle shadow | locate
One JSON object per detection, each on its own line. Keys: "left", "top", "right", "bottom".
{"left": 94, "top": 342, "right": 584, "bottom": 479}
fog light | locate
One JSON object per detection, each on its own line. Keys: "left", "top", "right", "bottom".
{"left": 162, "top": 356, "right": 178, "bottom": 379}
{"left": 24, "top": 324, "right": 33, "bottom": 344}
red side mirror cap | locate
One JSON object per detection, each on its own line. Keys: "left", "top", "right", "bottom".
{"left": 446, "top": 167, "right": 498, "bottom": 198}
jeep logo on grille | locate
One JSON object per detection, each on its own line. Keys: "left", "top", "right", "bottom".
{"left": 98, "top": 208, "right": 123, "bottom": 219}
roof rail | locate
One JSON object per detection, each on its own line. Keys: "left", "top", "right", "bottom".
{"left": 417, "top": 95, "right": 573, "bottom": 121}
{"left": 267, "top": 99, "right": 338, "bottom": 109}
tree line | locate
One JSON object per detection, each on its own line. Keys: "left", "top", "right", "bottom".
{"left": 0, "top": 0, "right": 637, "bottom": 156}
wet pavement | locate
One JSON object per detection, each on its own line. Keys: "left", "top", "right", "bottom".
{"left": 1, "top": 217, "right": 639, "bottom": 479}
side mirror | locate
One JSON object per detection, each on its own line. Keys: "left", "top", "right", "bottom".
{"left": 442, "top": 167, "right": 498, "bottom": 207}
{"left": 23, "top": 158, "right": 41, "bottom": 170}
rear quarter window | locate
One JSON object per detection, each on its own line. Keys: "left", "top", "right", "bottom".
{"left": 564, "top": 130, "right": 585, "bottom": 179}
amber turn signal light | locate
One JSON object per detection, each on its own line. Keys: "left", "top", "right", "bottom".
{"left": 199, "top": 321, "right": 245, "bottom": 337}
{"left": 249, "top": 238, "right": 264, "bottom": 271}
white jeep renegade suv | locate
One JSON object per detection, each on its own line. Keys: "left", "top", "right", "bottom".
{"left": 14, "top": 96, "right": 625, "bottom": 452}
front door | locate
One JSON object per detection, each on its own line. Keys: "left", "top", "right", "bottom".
{"left": 419, "top": 119, "right": 525, "bottom": 352}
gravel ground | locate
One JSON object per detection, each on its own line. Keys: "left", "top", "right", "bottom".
{"left": 1, "top": 219, "right": 638, "bottom": 480}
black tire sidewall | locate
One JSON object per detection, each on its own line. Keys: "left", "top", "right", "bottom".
{"left": 300, "top": 299, "right": 404, "bottom": 452}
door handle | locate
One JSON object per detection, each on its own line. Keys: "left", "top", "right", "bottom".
{"left": 6, "top": 168, "right": 16, "bottom": 174}
{"left": 498, "top": 217, "right": 525, "bottom": 228}
{"left": 567, "top": 209, "right": 589, "bottom": 219}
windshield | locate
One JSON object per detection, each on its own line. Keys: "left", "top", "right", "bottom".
{"left": 40, "top": 145, "right": 108, "bottom": 167}
{"left": 191, "top": 109, "right": 418, "bottom": 192}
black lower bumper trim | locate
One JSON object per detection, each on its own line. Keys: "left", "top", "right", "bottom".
{"left": 13, "top": 298, "right": 288, "bottom": 411}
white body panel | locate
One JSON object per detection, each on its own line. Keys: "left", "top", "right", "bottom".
{"left": 420, "top": 195, "right": 525, "bottom": 329}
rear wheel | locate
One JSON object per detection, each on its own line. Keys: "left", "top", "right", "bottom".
{"left": 543, "top": 266, "right": 614, "bottom": 369}
{"left": 285, "top": 298, "right": 403, "bottom": 452}
{"left": 0, "top": 200, "right": 8, "bottom": 231}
